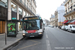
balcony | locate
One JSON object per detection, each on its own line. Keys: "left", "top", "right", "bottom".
{"left": 13, "top": 0, "right": 35, "bottom": 15}
{"left": 64, "top": 9, "right": 75, "bottom": 16}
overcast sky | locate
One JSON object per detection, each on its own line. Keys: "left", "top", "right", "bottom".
{"left": 36, "top": 0, "right": 65, "bottom": 21}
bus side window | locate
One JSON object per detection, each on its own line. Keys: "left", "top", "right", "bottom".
{"left": 22, "top": 22, "right": 26, "bottom": 30}
{"left": 40, "top": 22, "right": 42, "bottom": 29}
{"left": 40, "top": 19, "right": 43, "bottom": 29}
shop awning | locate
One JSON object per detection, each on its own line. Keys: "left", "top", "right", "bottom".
{"left": 69, "top": 19, "right": 75, "bottom": 24}
{"left": 62, "top": 20, "right": 68, "bottom": 24}
{"left": 66, "top": 20, "right": 73, "bottom": 23}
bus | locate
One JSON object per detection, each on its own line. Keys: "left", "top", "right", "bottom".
{"left": 22, "top": 16, "right": 45, "bottom": 38}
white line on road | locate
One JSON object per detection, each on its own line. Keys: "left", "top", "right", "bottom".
{"left": 46, "top": 34, "right": 48, "bottom": 38}
{"left": 46, "top": 40, "right": 51, "bottom": 50}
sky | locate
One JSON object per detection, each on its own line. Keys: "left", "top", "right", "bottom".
{"left": 36, "top": 0, "right": 65, "bottom": 21}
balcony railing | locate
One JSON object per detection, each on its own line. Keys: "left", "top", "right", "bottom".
{"left": 64, "top": 9, "right": 75, "bottom": 16}
{"left": 19, "top": 0, "right": 35, "bottom": 15}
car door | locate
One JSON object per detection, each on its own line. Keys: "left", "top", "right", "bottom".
{"left": 69, "top": 26, "right": 72, "bottom": 31}
{"left": 68, "top": 25, "right": 70, "bottom": 31}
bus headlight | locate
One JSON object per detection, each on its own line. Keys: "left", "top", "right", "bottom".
{"left": 23, "top": 33, "right": 25, "bottom": 35}
{"left": 39, "top": 33, "right": 42, "bottom": 34}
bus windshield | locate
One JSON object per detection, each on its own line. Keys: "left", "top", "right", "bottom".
{"left": 23, "top": 20, "right": 40, "bottom": 30}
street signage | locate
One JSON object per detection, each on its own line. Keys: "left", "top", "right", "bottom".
{"left": 12, "top": 18, "right": 16, "bottom": 20}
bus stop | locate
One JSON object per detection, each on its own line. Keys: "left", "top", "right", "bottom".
{"left": 7, "top": 20, "right": 20, "bottom": 37}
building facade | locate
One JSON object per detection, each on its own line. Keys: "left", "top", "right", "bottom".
{"left": 54, "top": 11, "right": 58, "bottom": 27}
{"left": 57, "top": 2, "right": 66, "bottom": 26}
{"left": 0, "top": 0, "right": 36, "bottom": 34}
{"left": 64, "top": 0, "right": 75, "bottom": 20}
{"left": 50, "top": 11, "right": 58, "bottom": 27}
{"left": 50, "top": 2, "right": 66, "bottom": 27}
{"left": 50, "top": 15, "right": 56, "bottom": 26}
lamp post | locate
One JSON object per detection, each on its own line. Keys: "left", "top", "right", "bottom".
{"left": 5, "top": 0, "right": 8, "bottom": 45}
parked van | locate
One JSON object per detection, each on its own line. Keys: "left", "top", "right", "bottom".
{"left": 67, "top": 25, "right": 75, "bottom": 32}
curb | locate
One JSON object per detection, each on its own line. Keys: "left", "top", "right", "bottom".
{"left": 3, "top": 38, "right": 23, "bottom": 50}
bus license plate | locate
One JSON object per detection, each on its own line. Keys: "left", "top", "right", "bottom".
{"left": 30, "top": 36, "right": 34, "bottom": 37}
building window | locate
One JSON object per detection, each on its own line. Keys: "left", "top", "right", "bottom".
{"left": 24, "top": 0, "right": 26, "bottom": 6}
{"left": 71, "top": 0, "right": 72, "bottom": 3}
{"left": 66, "top": 18, "right": 67, "bottom": 20}
{"left": 19, "top": 7, "right": 22, "bottom": 15}
{"left": 19, "top": 0, "right": 23, "bottom": 4}
{"left": 24, "top": 11, "right": 26, "bottom": 17}
{"left": 70, "top": 6, "right": 72, "bottom": 10}
{"left": 67, "top": 17, "right": 69, "bottom": 20}
{"left": 74, "top": 5, "right": 75, "bottom": 7}
{"left": 0, "top": 0, "right": 7, "bottom": 8}
{"left": 71, "top": 16, "right": 73, "bottom": 19}
{"left": 26, "top": 13, "right": 28, "bottom": 16}
{"left": 19, "top": 7, "right": 22, "bottom": 20}
{"left": 68, "top": 2, "right": 69, "bottom": 5}
{"left": 66, "top": 10, "right": 67, "bottom": 13}
{"left": 11, "top": 2, "right": 17, "bottom": 12}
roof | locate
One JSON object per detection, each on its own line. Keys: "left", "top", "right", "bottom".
{"left": 50, "top": 15, "right": 55, "bottom": 18}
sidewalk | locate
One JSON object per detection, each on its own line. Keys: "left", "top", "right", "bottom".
{"left": 0, "top": 31, "right": 23, "bottom": 50}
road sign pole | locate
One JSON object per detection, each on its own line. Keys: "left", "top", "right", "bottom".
{"left": 5, "top": 33, "right": 7, "bottom": 45}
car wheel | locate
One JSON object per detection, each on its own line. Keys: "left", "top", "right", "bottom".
{"left": 70, "top": 30, "right": 73, "bottom": 33}
{"left": 68, "top": 29, "right": 69, "bottom": 32}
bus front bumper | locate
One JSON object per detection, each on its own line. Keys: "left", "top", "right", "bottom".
{"left": 24, "top": 33, "right": 43, "bottom": 37}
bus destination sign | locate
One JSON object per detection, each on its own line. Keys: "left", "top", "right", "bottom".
{"left": 24, "top": 17, "right": 39, "bottom": 20}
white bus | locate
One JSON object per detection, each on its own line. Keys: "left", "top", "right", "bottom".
{"left": 22, "top": 16, "right": 45, "bottom": 38}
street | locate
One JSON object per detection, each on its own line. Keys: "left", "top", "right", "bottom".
{"left": 11, "top": 27, "right": 75, "bottom": 50}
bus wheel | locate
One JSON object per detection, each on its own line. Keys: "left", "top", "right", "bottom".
{"left": 39, "top": 35, "right": 43, "bottom": 39}
{"left": 23, "top": 36, "right": 26, "bottom": 38}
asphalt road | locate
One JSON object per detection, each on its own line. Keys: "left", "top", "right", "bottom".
{"left": 11, "top": 27, "right": 75, "bottom": 50}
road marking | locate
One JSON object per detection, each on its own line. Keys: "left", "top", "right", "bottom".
{"left": 30, "top": 40, "right": 39, "bottom": 43}
{"left": 17, "top": 42, "right": 40, "bottom": 50}
{"left": 46, "top": 34, "right": 48, "bottom": 38}
{"left": 46, "top": 40, "right": 51, "bottom": 50}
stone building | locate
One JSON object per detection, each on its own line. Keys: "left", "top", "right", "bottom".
{"left": 50, "top": 15, "right": 56, "bottom": 26}
{"left": 0, "top": 0, "right": 36, "bottom": 33}
{"left": 64, "top": 0, "right": 75, "bottom": 20}
{"left": 54, "top": 11, "right": 58, "bottom": 27}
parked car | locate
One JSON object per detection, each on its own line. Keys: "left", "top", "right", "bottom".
{"left": 51, "top": 25, "right": 54, "bottom": 28}
{"left": 48, "top": 25, "right": 54, "bottom": 28}
{"left": 67, "top": 25, "right": 75, "bottom": 32}
{"left": 64, "top": 25, "right": 68, "bottom": 31}
{"left": 48, "top": 25, "right": 51, "bottom": 27}
{"left": 58, "top": 26, "right": 61, "bottom": 29}
{"left": 61, "top": 26, "right": 65, "bottom": 30}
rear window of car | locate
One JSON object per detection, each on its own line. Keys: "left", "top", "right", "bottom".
{"left": 73, "top": 26, "right": 75, "bottom": 28}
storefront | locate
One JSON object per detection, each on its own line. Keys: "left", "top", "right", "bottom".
{"left": 69, "top": 19, "right": 75, "bottom": 24}
{"left": 62, "top": 20, "right": 73, "bottom": 25}
{"left": 0, "top": 21, "right": 5, "bottom": 33}
{"left": 0, "top": 4, "right": 7, "bottom": 33}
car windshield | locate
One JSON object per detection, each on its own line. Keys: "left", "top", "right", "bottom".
{"left": 25, "top": 20, "right": 40, "bottom": 30}
{"left": 65, "top": 26, "right": 68, "bottom": 27}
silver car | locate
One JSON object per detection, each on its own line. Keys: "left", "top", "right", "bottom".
{"left": 64, "top": 26, "right": 68, "bottom": 31}
{"left": 61, "top": 26, "right": 65, "bottom": 30}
